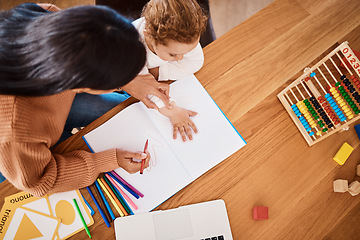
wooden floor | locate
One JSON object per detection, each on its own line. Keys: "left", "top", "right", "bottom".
{"left": 192, "top": 0, "right": 360, "bottom": 239}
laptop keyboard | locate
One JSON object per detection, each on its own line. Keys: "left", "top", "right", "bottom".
{"left": 201, "top": 235, "right": 224, "bottom": 240}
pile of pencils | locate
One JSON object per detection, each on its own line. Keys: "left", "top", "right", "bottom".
{"left": 86, "top": 171, "right": 144, "bottom": 227}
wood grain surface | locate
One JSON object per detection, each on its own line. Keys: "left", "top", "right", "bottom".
{"left": 1, "top": 0, "right": 360, "bottom": 239}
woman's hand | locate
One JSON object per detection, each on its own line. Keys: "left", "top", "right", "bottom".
{"left": 122, "top": 74, "right": 170, "bottom": 109}
{"left": 116, "top": 149, "right": 150, "bottom": 174}
{"left": 159, "top": 103, "right": 198, "bottom": 141}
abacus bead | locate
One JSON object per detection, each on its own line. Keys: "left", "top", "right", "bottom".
{"left": 341, "top": 75, "right": 346, "bottom": 80}
{"left": 316, "top": 131, "right": 322, "bottom": 136}
{"left": 310, "top": 72, "right": 316, "bottom": 77}
{"left": 351, "top": 75, "right": 356, "bottom": 79}
{"left": 325, "top": 93, "right": 331, "bottom": 98}
{"left": 348, "top": 114, "right": 354, "bottom": 119}
{"left": 322, "top": 128, "right": 328, "bottom": 132}
{"left": 328, "top": 123, "right": 334, "bottom": 128}
{"left": 335, "top": 82, "right": 341, "bottom": 86}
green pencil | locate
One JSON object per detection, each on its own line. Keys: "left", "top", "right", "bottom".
{"left": 73, "top": 198, "right": 92, "bottom": 239}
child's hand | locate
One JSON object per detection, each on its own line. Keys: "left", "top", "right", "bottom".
{"left": 159, "top": 103, "right": 198, "bottom": 141}
{"left": 116, "top": 149, "right": 150, "bottom": 174}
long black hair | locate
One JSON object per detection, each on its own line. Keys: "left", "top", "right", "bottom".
{"left": 0, "top": 3, "right": 146, "bottom": 96}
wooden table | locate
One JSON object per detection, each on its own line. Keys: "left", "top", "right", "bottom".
{"left": 2, "top": 0, "right": 360, "bottom": 239}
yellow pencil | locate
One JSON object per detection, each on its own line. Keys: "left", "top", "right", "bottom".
{"left": 96, "top": 179, "right": 124, "bottom": 217}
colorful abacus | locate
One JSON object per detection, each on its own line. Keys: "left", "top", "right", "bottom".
{"left": 278, "top": 41, "right": 360, "bottom": 146}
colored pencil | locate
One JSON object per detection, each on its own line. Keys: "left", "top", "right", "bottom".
{"left": 103, "top": 175, "right": 133, "bottom": 215}
{"left": 100, "top": 178, "right": 128, "bottom": 216}
{"left": 73, "top": 198, "right": 92, "bottom": 238}
{"left": 92, "top": 183, "right": 111, "bottom": 223}
{"left": 95, "top": 180, "right": 116, "bottom": 220}
{"left": 109, "top": 171, "right": 143, "bottom": 198}
{"left": 140, "top": 139, "right": 149, "bottom": 174}
{"left": 86, "top": 186, "right": 110, "bottom": 227}
{"left": 105, "top": 173, "right": 138, "bottom": 210}
{"left": 97, "top": 179, "right": 124, "bottom": 217}
{"left": 82, "top": 194, "right": 95, "bottom": 216}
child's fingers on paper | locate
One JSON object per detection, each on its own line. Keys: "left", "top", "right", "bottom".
{"left": 178, "top": 126, "right": 187, "bottom": 142}
{"left": 184, "top": 125, "right": 193, "bottom": 140}
{"left": 188, "top": 119, "right": 198, "bottom": 133}
{"left": 173, "top": 126, "right": 178, "bottom": 139}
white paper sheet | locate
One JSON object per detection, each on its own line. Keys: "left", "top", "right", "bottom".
{"left": 83, "top": 75, "right": 246, "bottom": 213}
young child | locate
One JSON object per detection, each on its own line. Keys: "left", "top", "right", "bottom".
{"left": 132, "top": 0, "right": 208, "bottom": 142}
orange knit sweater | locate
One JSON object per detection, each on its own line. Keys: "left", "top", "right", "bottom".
{"left": 0, "top": 91, "right": 119, "bottom": 197}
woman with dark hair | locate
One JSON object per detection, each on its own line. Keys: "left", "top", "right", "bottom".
{"left": 0, "top": 3, "right": 169, "bottom": 196}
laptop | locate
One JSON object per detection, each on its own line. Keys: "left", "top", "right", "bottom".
{"left": 114, "top": 199, "right": 233, "bottom": 240}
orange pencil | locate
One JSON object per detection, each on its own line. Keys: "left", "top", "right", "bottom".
{"left": 100, "top": 177, "right": 128, "bottom": 216}
{"left": 140, "top": 139, "right": 149, "bottom": 174}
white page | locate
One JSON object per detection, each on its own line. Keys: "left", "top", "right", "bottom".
{"left": 142, "top": 75, "right": 246, "bottom": 179}
{"left": 83, "top": 103, "right": 192, "bottom": 213}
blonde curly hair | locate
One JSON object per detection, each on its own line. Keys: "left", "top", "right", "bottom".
{"left": 141, "top": 0, "right": 208, "bottom": 45}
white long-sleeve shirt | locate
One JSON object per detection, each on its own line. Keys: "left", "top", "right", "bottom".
{"left": 132, "top": 17, "right": 204, "bottom": 81}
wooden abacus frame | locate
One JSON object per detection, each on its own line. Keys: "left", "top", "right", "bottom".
{"left": 278, "top": 41, "right": 360, "bottom": 146}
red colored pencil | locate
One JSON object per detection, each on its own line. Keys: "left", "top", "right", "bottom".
{"left": 140, "top": 139, "right": 148, "bottom": 174}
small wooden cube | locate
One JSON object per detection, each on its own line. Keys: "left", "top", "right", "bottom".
{"left": 333, "top": 179, "right": 348, "bottom": 193}
{"left": 348, "top": 181, "right": 360, "bottom": 196}
{"left": 253, "top": 206, "right": 268, "bottom": 220}
{"left": 357, "top": 164, "right": 360, "bottom": 177}
{"left": 333, "top": 142, "right": 353, "bottom": 165}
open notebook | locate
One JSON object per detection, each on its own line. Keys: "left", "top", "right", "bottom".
{"left": 114, "top": 199, "right": 233, "bottom": 240}
{"left": 83, "top": 74, "right": 246, "bottom": 214}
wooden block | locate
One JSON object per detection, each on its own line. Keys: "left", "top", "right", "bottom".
{"left": 253, "top": 206, "right": 268, "bottom": 220}
{"left": 348, "top": 181, "right": 360, "bottom": 196}
{"left": 357, "top": 164, "right": 360, "bottom": 176}
{"left": 333, "top": 142, "right": 353, "bottom": 165}
{"left": 333, "top": 179, "right": 348, "bottom": 193}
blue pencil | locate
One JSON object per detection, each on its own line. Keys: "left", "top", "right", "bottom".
{"left": 86, "top": 186, "right": 111, "bottom": 227}
{"left": 94, "top": 180, "right": 116, "bottom": 220}
{"left": 82, "top": 194, "right": 95, "bottom": 216}
{"left": 108, "top": 172, "right": 140, "bottom": 199}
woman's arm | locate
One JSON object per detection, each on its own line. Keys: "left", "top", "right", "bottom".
{"left": 0, "top": 141, "right": 149, "bottom": 197}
